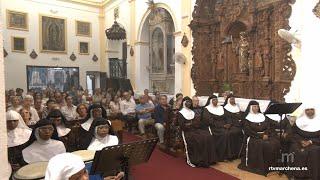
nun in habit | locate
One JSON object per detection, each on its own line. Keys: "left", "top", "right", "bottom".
{"left": 47, "top": 109, "right": 77, "bottom": 152}
{"left": 238, "top": 101, "right": 280, "bottom": 176}
{"left": 22, "top": 119, "right": 66, "bottom": 164}
{"left": 178, "top": 97, "right": 217, "bottom": 167}
{"left": 288, "top": 105, "right": 320, "bottom": 179}
{"left": 79, "top": 104, "right": 107, "bottom": 150}
{"left": 45, "top": 153, "right": 89, "bottom": 180}
{"left": 202, "top": 95, "right": 243, "bottom": 161}
{"left": 45, "top": 153, "right": 125, "bottom": 180}
{"left": 6, "top": 110, "right": 32, "bottom": 170}
{"left": 265, "top": 101, "right": 292, "bottom": 153}
{"left": 223, "top": 95, "right": 244, "bottom": 127}
{"left": 86, "top": 118, "right": 119, "bottom": 150}
{"left": 79, "top": 118, "right": 119, "bottom": 180}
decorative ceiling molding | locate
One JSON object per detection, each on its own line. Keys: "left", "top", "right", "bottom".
{"left": 58, "top": 0, "right": 112, "bottom": 8}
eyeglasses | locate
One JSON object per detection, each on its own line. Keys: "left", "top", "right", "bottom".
{"left": 97, "top": 125, "right": 110, "bottom": 130}
{"left": 50, "top": 117, "right": 62, "bottom": 121}
{"left": 39, "top": 126, "right": 54, "bottom": 132}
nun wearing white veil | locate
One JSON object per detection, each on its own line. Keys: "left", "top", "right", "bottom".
{"left": 7, "top": 110, "right": 32, "bottom": 170}
{"left": 178, "top": 97, "right": 217, "bottom": 168}
{"left": 223, "top": 94, "right": 243, "bottom": 127}
{"left": 202, "top": 95, "right": 243, "bottom": 161}
{"left": 22, "top": 119, "right": 66, "bottom": 164}
{"left": 238, "top": 100, "right": 280, "bottom": 176}
{"left": 86, "top": 118, "right": 118, "bottom": 151}
{"left": 79, "top": 104, "right": 108, "bottom": 150}
{"left": 288, "top": 104, "right": 320, "bottom": 179}
{"left": 45, "top": 153, "right": 124, "bottom": 180}
{"left": 45, "top": 153, "right": 88, "bottom": 180}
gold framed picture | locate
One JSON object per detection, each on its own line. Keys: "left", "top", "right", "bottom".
{"left": 11, "top": 36, "right": 26, "bottom": 53}
{"left": 40, "top": 15, "right": 67, "bottom": 53}
{"left": 79, "top": 42, "right": 89, "bottom": 55}
{"left": 7, "top": 10, "right": 28, "bottom": 31}
{"left": 76, "top": 21, "right": 91, "bottom": 37}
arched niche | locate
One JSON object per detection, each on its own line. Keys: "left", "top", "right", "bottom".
{"left": 136, "top": 7, "right": 176, "bottom": 94}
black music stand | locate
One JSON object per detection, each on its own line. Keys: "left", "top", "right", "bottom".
{"left": 264, "top": 103, "right": 302, "bottom": 172}
{"left": 90, "top": 138, "right": 158, "bottom": 180}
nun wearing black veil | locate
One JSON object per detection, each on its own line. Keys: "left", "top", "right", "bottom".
{"left": 178, "top": 97, "right": 217, "bottom": 167}
{"left": 223, "top": 94, "right": 244, "bottom": 128}
{"left": 264, "top": 100, "right": 292, "bottom": 153}
{"left": 78, "top": 104, "right": 107, "bottom": 150}
{"left": 86, "top": 118, "right": 118, "bottom": 150}
{"left": 238, "top": 100, "right": 280, "bottom": 176}
{"left": 288, "top": 104, "right": 320, "bottom": 179}
{"left": 202, "top": 95, "right": 243, "bottom": 161}
{"left": 22, "top": 119, "right": 66, "bottom": 164}
{"left": 47, "top": 109, "right": 77, "bottom": 152}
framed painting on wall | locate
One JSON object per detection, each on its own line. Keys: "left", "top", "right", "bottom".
{"left": 79, "top": 42, "right": 89, "bottom": 55}
{"left": 7, "top": 10, "right": 28, "bottom": 31}
{"left": 11, "top": 37, "right": 26, "bottom": 53}
{"left": 40, "top": 15, "right": 67, "bottom": 53}
{"left": 76, "top": 20, "right": 91, "bottom": 37}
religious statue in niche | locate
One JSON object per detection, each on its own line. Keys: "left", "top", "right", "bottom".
{"left": 41, "top": 15, "right": 66, "bottom": 53}
{"left": 216, "top": 50, "right": 223, "bottom": 69}
{"left": 151, "top": 28, "right": 164, "bottom": 73}
{"left": 255, "top": 47, "right": 263, "bottom": 68}
{"left": 237, "top": 31, "right": 249, "bottom": 73}
{"left": 262, "top": 38, "right": 271, "bottom": 77}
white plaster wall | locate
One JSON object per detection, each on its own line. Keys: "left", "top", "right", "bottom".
{"left": 190, "top": 0, "right": 196, "bottom": 96}
{"left": 298, "top": 0, "right": 320, "bottom": 109}
{"left": 285, "top": 0, "right": 320, "bottom": 112}
{"left": 2, "top": 0, "right": 102, "bottom": 92}
{"left": 174, "top": 35, "right": 183, "bottom": 94}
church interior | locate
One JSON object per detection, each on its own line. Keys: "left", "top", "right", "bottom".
{"left": 1, "top": 0, "right": 320, "bottom": 179}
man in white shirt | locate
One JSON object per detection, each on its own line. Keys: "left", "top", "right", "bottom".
{"left": 61, "top": 95, "right": 78, "bottom": 121}
{"left": 120, "top": 91, "right": 137, "bottom": 133}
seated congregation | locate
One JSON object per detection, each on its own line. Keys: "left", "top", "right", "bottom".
{"left": 5, "top": 87, "right": 320, "bottom": 179}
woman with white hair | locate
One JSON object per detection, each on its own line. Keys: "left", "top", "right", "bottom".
{"left": 21, "top": 95, "right": 40, "bottom": 125}
{"left": 22, "top": 119, "right": 66, "bottom": 164}
{"left": 7, "top": 110, "right": 32, "bottom": 170}
{"left": 288, "top": 104, "right": 320, "bottom": 179}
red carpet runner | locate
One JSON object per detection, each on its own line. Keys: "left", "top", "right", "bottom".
{"left": 123, "top": 132, "right": 239, "bottom": 180}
